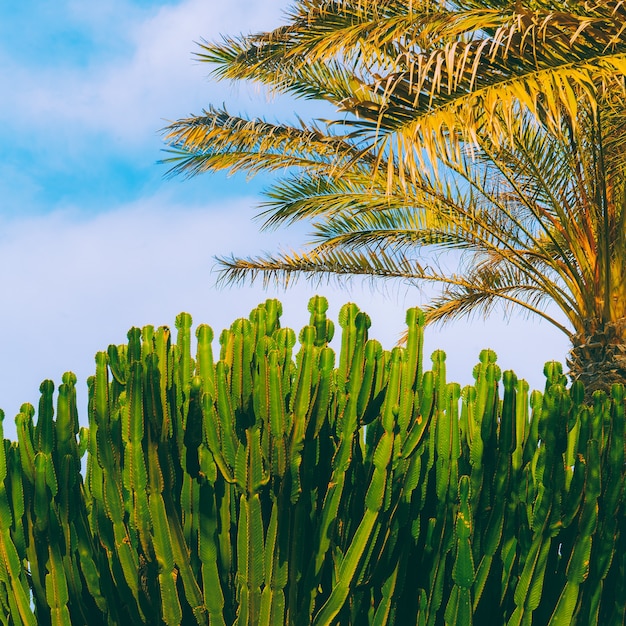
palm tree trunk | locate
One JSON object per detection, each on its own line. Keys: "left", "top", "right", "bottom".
{"left": 567, "top": 319, "right": 626, "bottom": 395}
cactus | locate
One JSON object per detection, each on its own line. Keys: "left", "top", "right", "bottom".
{"left": 0, "top": 298, "right": 623, "bottom": 625}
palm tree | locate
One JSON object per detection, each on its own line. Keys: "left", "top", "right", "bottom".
{"left": 163, "top": 0, "right": 626, "bottom": 393}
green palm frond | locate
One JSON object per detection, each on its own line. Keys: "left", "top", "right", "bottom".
{"left": 422, "top": 262, "right": 573, "bottom": 336}
{"left": 217, "top": 246, "right": 427, "bottom": 287}
{"left": 200, "top": 36, "right": 369, "bottom": 104}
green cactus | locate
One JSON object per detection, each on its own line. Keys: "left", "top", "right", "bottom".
{"left": 0, "top": 298, "right": 624, "bottom": 625}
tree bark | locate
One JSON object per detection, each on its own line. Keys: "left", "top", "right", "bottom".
{"left": 567, "top": 319, "right": 626, "bottom": 396}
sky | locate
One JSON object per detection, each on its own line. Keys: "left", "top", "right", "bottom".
{"left": 0, "top": 0, "right": 571, "bottom": 440}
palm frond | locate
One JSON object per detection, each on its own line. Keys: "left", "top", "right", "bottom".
{"left": 423, "top": 262, "right": 574, "bottom": 336}
{"left": 216, "top": 246, "right": 427, "bottom": 287}
{"left": 161, "top": 107, "right": 367, "bottom": 178}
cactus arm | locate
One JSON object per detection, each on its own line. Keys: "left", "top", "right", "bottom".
{"left": 33, "top": 453, "right": 50, "bottom": 534}
{"left": 399, "top": 309, "right": 425, "bottom": 436}
{"left": 35, "top": 380, "right": 55, "bottom": 456}
{"left": 357, "top": 340, "right": 380, "bottom": 426}
{"left": 252, "top": 337, "right": 271, "bottom": 426}
{"left": 198, "top": 484, "right": 227, "bottom": 626}
{"left": 44, "top": 542, "right": 71, "bottom": 626}
{"left": 268, "top": 350, "right": 287, "bottom": 478}
{"left": 307, "top": 296, "right": 334, "bottom": 346}
{"left": 444, "top": 475, "right": 474, "bottom": 626}
{"left": 92, "top": 352, "right": 118, "bottom": 476}
{"left": 175, "top": 313, "right": 194, "bottom": 428}
{"left": 127, "top": 359, "right": 152, "bottom": 557}
{"left": 0, "top": 416, "right": 36, "bottom": 626}
{"left": 236, "top": 494, "right": 264, "bottom": 625}
{"left": 336, "top": 303, "right": 360, "bottom": 390}
{"left": 402, "top": 370, "right": 434, "bottom": 462}
{"left": 216, "top": 483, "right": 234, "bottom": 594}
{"left": 148, "top": 488, "right": 183, "bottom": 625}
{"left": 507, "top": 537, "right": 551, "bottom": 626}
{"left": 73, "top": 508, "right": 107, "bottom": 613}
{"left": 107, "top": 343, "right": 127, "bottom": 385}
{"left": 196, "top": 324, "right": 215, "bottom": 395}
{"left": 259, "top": 500, "right": 287, "bottom": 626}
{"left": 163, "top": 492, "right": 209, "bottom": 625}
{"left": 153, "top": 326, "right": 173, "bottom": 439}
{"left": 105, "top": 481, "right": 143, "bottom": 608}
{"left": 365, "top": 432, "right": 394, "bottom": 513}
{"left": 310, "top": 347, "right": 334, "bottom": 440}
{"left": 215, "top": 362, "right": 238, "bottom": 470}
{"left": 55, "top": 375, "right": 79, "bottom": 466}
{"left": 201, "top": 391, "right": 234, "bottom": 483}
{"left": 15, "top": 406, "right": 37, "bottom": 484}
{"left": 0, "top": 526, "right": 36, "bottom": 626}
{"left": 311, "top": 509, "right": 378, "bottom": 626}
{"left": 185, "top": 377, "right": 205, "bottom": 481}
{"left": 7, "top": 444, "right": 26, "bottom": 560}
{"left": 289, "top": 326, "right": 318, "bottom": 503}
{"left": 226, "top": 319, "right": 253, "bottom": 420}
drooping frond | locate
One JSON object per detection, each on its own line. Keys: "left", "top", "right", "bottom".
{"left": 422, "top": 261, "right": 573, "bottom": 336}
{"left": 161, "top": 106, "right": 370, "bottom": 179}
{"left": 217, "top": 246, "right": 427, "bottom": 287}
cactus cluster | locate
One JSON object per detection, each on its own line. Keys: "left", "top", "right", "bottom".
{"left": 0, "top": 297, "right": 623, "bottom": 625}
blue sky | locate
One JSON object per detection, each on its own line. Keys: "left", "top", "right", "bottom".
{"left": 0, "top": 0, "right": 570, "bottom": 439}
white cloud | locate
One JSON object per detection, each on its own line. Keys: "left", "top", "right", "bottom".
{"left": 1, "top": 0, "right": 311, "bottom": 149}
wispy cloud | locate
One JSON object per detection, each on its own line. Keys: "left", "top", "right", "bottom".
{"left": 1, "top": 0, "right": 297, "bottom": 147}
{"left": 0, "top": 0, "right": 323, "bottom": 216}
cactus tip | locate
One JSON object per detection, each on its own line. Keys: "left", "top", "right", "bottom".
{"left": 479, "top": 349, "right": 497, "bottom": 364}
{"left": 299, "top": 325, "right": 316, "bottom": 346}
{"left": 175, "top": 312, "right": 193, "bottom": 329}
{"left": 611, "top": 383, "right": 624, "bottom": 403}
{"left": 19, "top": 403, "right": 35, "bottom": 419}
{"left": 308, "top": 295, "right": 328, "bottom": 314}
{"left": 406, "top": 307, "right": 425, "bottom": 327}
{"left": 39, "top": 380, "right": 55, "bottom": 394}
{"left": 431, "top": 349, "right": 446, "bottom": 363}
{"left": 62, "top": 372, "right": 77, "bottom": 386}
{"left": 338, "top": 302, "right": 358, "bottom": 328}
{"left": 543, "top": 360, "right": 564, "bottom": 381}
{"left": 571, "top": 380, "right": 585, "bottom": 404}
{"left": 266, "top": 297, "right": 283, "bottom": 317}
{"left": 127, "top": 327, "right": 141, "bottom": 341}
{"left": 356, "top": 311, "right": 371, "bottom": 330}
{"left": 196, "top": 323, "right": 214, "bottom": 343}
{"left": 503, "top": 370, "right": 517, "bottom": 387}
